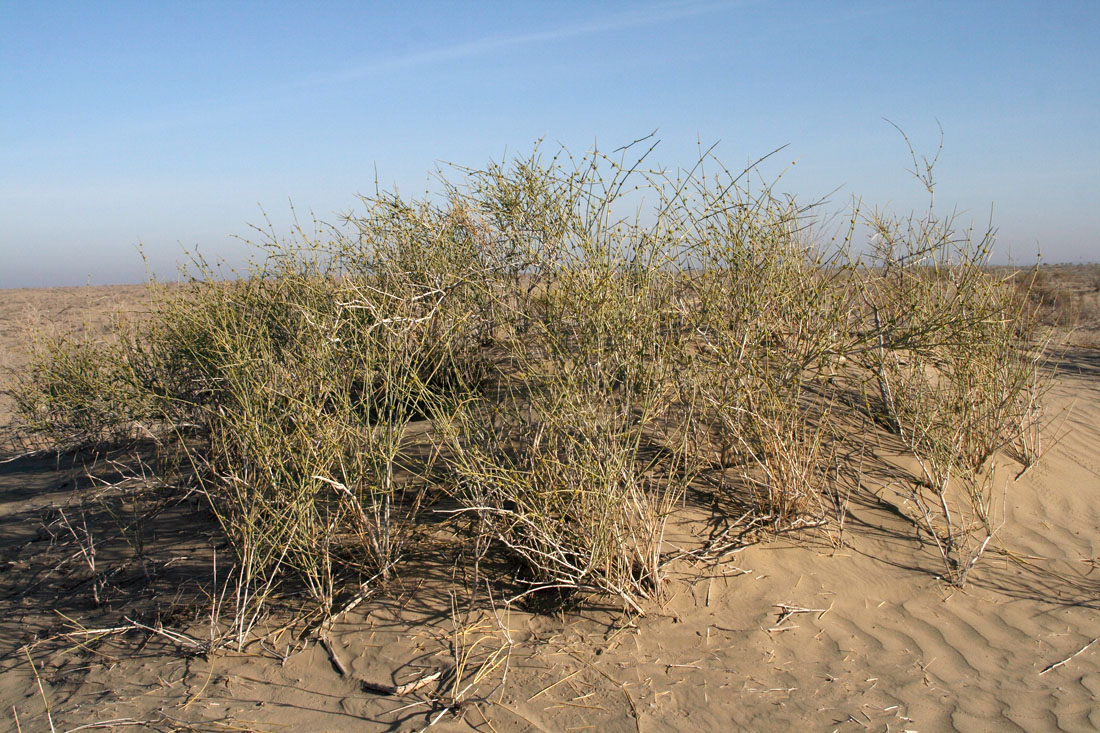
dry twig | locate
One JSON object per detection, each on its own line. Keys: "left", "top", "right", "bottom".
{"left": 1039, "top": 637, "right": 1098, "bottom": 675}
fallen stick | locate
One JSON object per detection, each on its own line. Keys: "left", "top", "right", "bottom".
{"left": 361, "top": 670, "right": 442, "bottom": 696}
{"left": 527, "top": 669, "right": 582, "bottom": 702}
{"left": 122, "top": 617, "right": 205, "bottom": 652}
{"left": 774, "top": 604, "right": 828, "bottom": 625}
{"left": 319, "top": 634, "right": 350, "bottom": 678}
{"left": 318, "top": 628, "right": 442, "bottom": 696}
{"left": 775, "top": 604, "right": 828, "bottom": 613}
{"left": 1040, "top": 637, "right": 1098, "bottom": 675}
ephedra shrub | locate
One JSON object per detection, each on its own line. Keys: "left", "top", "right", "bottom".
{"left": 10, "top": 330, "right": 157, "bottom": 449}
{"left": 853, "top": 219, "right": 1052, "bottom": 584}
{"left": 434, "top": 148, "right": 701, "bottom": 611}
{"left": 7, "top": 136, "right": 1054, "bottom": 636}
{"left": 682, "top": 170, "right": 858, "bottom": 528}
{"left": 138, "top": 233, "right": 491, "bottom": 644}
{"left": 12, "top": 208, "right": 502, "bottom": 644}
{"left": 850, "top": 132, "right": 1053, "bottom": 584}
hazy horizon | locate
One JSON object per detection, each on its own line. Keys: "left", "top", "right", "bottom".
{"left": 3, "top": 1, "right": 1098, "bottom": 289}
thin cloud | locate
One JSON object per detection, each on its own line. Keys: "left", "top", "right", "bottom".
{"left": 297, "top": 0, "right": 745, "bottom": 88}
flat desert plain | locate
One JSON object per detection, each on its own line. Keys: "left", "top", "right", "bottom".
{"left": 1, "top": 278, "right": 1099, "bottom": 732}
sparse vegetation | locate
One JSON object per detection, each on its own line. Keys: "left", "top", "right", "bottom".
{"left": 5, "top": 135, "right": 1056, "bottom": 647}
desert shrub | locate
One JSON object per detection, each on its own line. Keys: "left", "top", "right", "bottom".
{"left": 435, "top": 146, "right": 700, "bottom": 611}
{"left": 10, "top": 329, "right": 156, "bottom": 449}
{"left": 851, "top": 149, "right": 1051, "bottom": 584}
{"left": 1025, "top": 267, "right": 1082, "bottom": 327}
{"left": 153, "top": 223, "right": 493, "bottom": 643}
{"left": 10, "top": 134, "right": 1057, "bottom": 632}
{"left": 684, "top": 174, "right": 855, "bottom": 525}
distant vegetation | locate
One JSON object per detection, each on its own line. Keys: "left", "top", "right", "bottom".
{"left": 7, "top": 138, "right": 1054, "bottom": 647}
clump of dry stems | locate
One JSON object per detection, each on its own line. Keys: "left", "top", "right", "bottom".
{"left": 6, "top": 134, "right": 1054, "bottom": 645}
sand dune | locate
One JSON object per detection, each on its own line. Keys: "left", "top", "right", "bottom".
{"left": 1, "top": 285, "right": 1098, "bottom": 732}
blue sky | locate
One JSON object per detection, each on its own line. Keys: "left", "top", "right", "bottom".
{"left": 2, "top": 0, "right": 1098, "bottom": 288}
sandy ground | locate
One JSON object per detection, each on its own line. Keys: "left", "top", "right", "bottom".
{"left": 1, "top": 284, "right": 1099, "bottom": 732}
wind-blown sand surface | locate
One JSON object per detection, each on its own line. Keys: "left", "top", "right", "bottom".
{"left": 1, "top": 284, "right": 1098, "bottom": 732}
